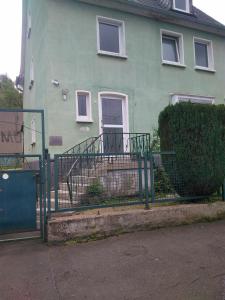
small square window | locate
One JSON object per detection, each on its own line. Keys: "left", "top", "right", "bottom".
{"left": 31, "top": 118, "right": 36, "bottom": 145}
{"left": 194, "top": 38, "right": 214, "bottom": 71}
{"left": 78, "top": 94, "right": 87, "bottom": 117}
{"left": 161, "top": 30, "right": 184, "bottom": 66}
{"left": 97, "top": 16, "right": 126, "bottom": 57}
{"left": 76, "top": 91, "right": 92, "bottom": 123}
{"left": 99, "top": 22, "right": 120, "bottom": 54}
{"left": 27, "top": 12, "right": 31, "bottom": 38}
{"left": 173, "top": 0, "right": 190, "bottom": 13}
{"left": 162, "top": 35, "right": 179, "bottom": 62}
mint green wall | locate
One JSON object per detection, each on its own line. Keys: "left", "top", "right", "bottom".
{"left": 23, "top": 0, "right": 225, "bottom": 155}
{"left": 23, "top": 0, "right": 48, "bottom": 155}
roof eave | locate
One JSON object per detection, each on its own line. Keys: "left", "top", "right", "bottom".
{"left": 78, "top": 0, "right": 225, "bottom": 37}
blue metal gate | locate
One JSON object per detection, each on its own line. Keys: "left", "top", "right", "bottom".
{"left": 0, "top": 170, "right": 37, "bottom": 234}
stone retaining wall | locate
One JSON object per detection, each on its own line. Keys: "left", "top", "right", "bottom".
{"left": 48, "top": 202, "right": 225, "bottom": 242}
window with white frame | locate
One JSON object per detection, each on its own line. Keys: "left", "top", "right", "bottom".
{"left": 173, "top": 0, "right": 190, "bottom": 13}
{"left": 31, "top": 118, "right": 36, "bottom": 145}
{"left": 171, "top": 94, "right": 215, "bottom": 105}
{"left": 97, "top": 16, "right": 126, "bottom": 57}
{"left": 194, "top": 38, "right": 214, "bottom": 71}
{"left": 161, "top": 30, "right": 184, "bottom": 65}
{"left": 27, "top": 12, "right": 31, "bottom": 38}
{"left": 76, "top": 91, "right": 92, "bottom": 122}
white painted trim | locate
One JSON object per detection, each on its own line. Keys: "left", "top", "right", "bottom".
{"left": 27, "top": 11, "right": 32, "bottom": 39}
{"left": 31, "top": 117, "right": 36, "bottom": 145}
{"left": 173, "top": 0, "right": 190, "bottom": 13}
{"left": 193, "top": 37, "right": 215, "bottom": 71}
{"left": 75, "top": 90, "right": 93, "bottom": 123}
{"left": 98, "top": 91, "right": 129, "bottom": 153}
{"left": 162, "top": 61, "right": 186, "bottom": 68}
{"left": 160, "top": 29, "right": 185, "bottom": 65}
{"left": 96, "top": 16, "right": 127, "bottom": 57}
{"left": 30, "top": 57, "right": 34, "bottom": 82}
{"left": 98, "top": 91, "right": 129, "bottom": 134}
{"left": 171, "top": 94, "right": 215, "bottom": 105}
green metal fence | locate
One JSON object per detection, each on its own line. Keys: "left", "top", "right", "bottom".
{"left": 53, "top": 150, "right": 219, "bottom": 213}
{"left": 54, "top": 152, "right": 149, "bottom": 211}
{"left": 151, "top": 151, "right": 210, "bottom": 203}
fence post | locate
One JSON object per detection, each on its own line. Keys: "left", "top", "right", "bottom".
{"left": 39, "top": 158, "right": 43, "bottom": 240}
{"left": 223, "top": 180, "right": 225, "bottom": 201}
{"left": 43, "top": 157, "right": 47, "bottom": 242}
{"left": 47, "top": 154, "right": 51, "bottom": 217}
{"left": 150, "top": 152, "right": 155, "bottom": 204}
{"left": 54, "top": 155, "right": 59, "bottom": 211}
{"left": 144, "top": 152, "right": 149, "bottom": 209}
{"left": 138, "top": 154, "right": 143, "bottom": 199}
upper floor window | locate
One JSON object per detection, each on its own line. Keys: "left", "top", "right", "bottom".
{"left": 194, "top": 38, "right": 215, "bottom": 72}
{"left": 97, "top": 16, "right": 126, "bottom": 58}
{"left": 75, "top": 91, "right": 92, "bottom": 123}
{"left": 161, "top": 30, "right": 184, "bottom": 66}
{"left": 173, "top": 0, "right": 190, "bottom": 13}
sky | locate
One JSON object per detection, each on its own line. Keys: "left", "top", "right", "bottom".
{"left": 0, "top": 0, "right": 225, "bottom": 81}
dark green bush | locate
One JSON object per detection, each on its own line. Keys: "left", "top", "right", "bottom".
{"left": 158, "top": 103, "right": 225, "bottom": 197}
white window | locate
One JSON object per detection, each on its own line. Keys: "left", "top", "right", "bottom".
{"left": 171, "top": 94, "right": 215, "bottom": 105}
{"left": 75, "top": 91, "right": 92, "bottom": 122}
{"left": 97, "top": 16, "right": 126, "bottom": 57}
{"left": 29, "top": 57, "right": 34, "bottom": 90}
{"left": 161, "top": 30, "right": 184, "bottom": 66}
{"left": 194, "top": 38, "right": 215, "bottom": 71}
{"left": 31, "top": 118, "right": 36, "bottom": 145}
{"left": 27, "top": 12, "right": 31, "bottom": 38}
{"left": 173, "top": 0, "right": 190, "bottom": 13}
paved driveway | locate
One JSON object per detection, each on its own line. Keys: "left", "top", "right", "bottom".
{"left": 1, "top": 221, "right": 225, "bottom": 300}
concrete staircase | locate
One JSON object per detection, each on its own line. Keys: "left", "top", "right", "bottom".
{"left": 53, "top": 156, "right": 146, "bottom": 207}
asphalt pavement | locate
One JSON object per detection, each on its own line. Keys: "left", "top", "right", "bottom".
{"left": 1, "top": 221, "right": 225, "bottom": 300}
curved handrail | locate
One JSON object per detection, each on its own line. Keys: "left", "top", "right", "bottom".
{"left": 65, "top": 132, "right": 151, "bottom": 203}
{"left": 63, "top": 137, "right": 98, "bottom": 155}
{"left": 66, "top": 134, "right": 103, "bottom": 202}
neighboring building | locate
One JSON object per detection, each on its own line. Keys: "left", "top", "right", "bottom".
{"left": 20, "top": 0, "right": 225, "bottom": 155}
{"left": 0, "top": 112, "right": 23, "bottom": 154}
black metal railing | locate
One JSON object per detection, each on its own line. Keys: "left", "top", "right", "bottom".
{"left": 54, "top": 133, "right": 151, "bottom": 207}
{"left": 66, "top": 133, "right": 151, "bottom": 203}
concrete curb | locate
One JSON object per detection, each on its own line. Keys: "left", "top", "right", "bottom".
{"left": 47, "top": 202, "right": 225, "bottom": 242}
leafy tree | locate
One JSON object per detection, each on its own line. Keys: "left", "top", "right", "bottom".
{"left": 0, "top": 74, "right": 22, "bottom": 108}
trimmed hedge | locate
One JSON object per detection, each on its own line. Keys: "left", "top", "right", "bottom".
{"left": 158, "top": 103, "right": 225, "bottom": 197}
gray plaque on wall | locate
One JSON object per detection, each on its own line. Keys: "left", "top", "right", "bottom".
{"left": 49, "top": 136, "right": 63, "bottom": 146}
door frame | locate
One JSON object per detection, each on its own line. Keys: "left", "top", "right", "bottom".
{"left": 98, "top": 91, "right": 129, "bottom": 133}
{"left": 98, "top": 92, "right": 129, "bottom": 152}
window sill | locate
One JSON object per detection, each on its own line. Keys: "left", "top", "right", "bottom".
{"left": 76, "top": 119, "right": 93, "bottom": 123}
{"left": 162, "top": 61, "right": 186, "bottom": 68}
{"left": 194, "top": 66, "right": 216, "bottom": 73}
{"left": 97, "top": 51, "right": 128, "bottom": 59}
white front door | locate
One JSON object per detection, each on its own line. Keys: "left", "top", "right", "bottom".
{"left": 99, "top": 94, "right": 129, "bottom": 153}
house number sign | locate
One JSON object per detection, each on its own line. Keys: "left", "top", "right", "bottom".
{"left": 2, "top": 173, "right": 9, "bottom": 180}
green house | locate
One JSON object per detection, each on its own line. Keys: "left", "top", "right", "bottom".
{"left": 19, "top": 0, "right": 225, "bottom": 155}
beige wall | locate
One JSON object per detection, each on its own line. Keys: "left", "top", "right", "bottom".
{"left": 0, "top": 112, "right": 23, "bottom": 154}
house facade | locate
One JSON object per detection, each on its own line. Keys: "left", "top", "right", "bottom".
{"left": 20, "top": 0, "right": 225, "bottom": 155}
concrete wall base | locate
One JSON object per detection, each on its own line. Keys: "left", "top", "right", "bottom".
{"left": 47, "top": 202, "right": 225, "bottom": 243}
